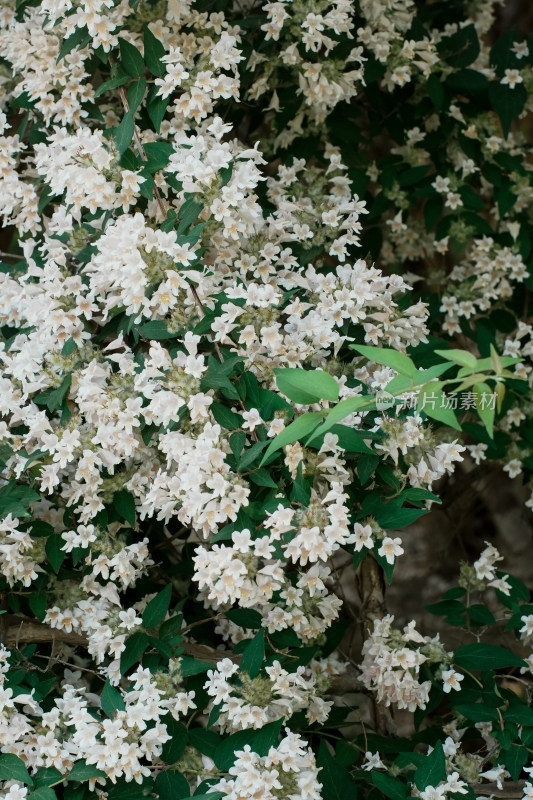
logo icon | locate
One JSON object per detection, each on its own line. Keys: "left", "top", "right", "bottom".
{"left": 375, "top": 391, "right": 396, "bottom": 411}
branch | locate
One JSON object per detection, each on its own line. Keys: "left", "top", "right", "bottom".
{"left": 1, "top": 615, "right": 239, "bottom": 664}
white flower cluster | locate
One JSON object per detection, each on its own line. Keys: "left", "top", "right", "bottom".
{"left": 459, "top": 542, "right": 512, "bottom": 596}
{"left": 212, "top": 730, "right": 322, "bottom": 800}
{"left": 441, "top": 238, "right": 526, "bottom": 337}
{"left": 0, "top": 656, "right": 194, "bottom": 783}
{"left": 204, "top": 657, "right": 336, "bottom": 731}
{"left": 359, "top": 615, "right": 452, "bottom": 711}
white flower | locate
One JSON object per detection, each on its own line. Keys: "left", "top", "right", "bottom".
{"left": 501, "top": 69, "right": 523, "bottom": 89}
{"left": 378, "top": 536, "right": 404, "bottom": 564}
{"left": 441, "top": 668, "right": 464, "bottom": 693}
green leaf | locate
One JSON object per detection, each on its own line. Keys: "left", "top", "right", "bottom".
{"left": 113, "top": 112, "right": 135, "bottom": 156}
{"left": 94, "top": 75, "right": 130, "bottom": 98}
{"left": 249, "top": 469, "right": 278, "bottom": 488}
{"left": 139, "top": 320, "right": 181, "bottom": 340}
{"left": 148, "top": 95, "right": 168, "bottom": 132}
{"left": 0, "top": 481, "right": 40, "bottom": 519}
{"left": 119, "top": 38, "right": 145, "bottom": 77}
{"left": 372, "top": 771, "right": 407, "bottom": 800}
{"left": 27, "top": 789, "right": 56, "bottom": 800}
{"left": 414, "top": 741, "right": 446, "bottom": 791}
{"left": 143, "top": 26, "right": 165, "bottom": 77}
{"left": 210, "top": 403, "right": 243, "bottom": 430}
{"left": 154, "top": 770, "right": 189, "bottom": 800}
{"left": 316, "top": 740, "right": 357, "bottom": 800}
{"left": 488, "top": 82, "right": 527, "bottom": 138}
{"left": 455, "top": 643, "right": 525, "bottom": 671}
{"left": 417, "top": 384, "right": 461, "bottom": 430}
{"left": 176, "top": 196, "right": 204, "bottom": 234}
{"left": 501, "top": 745, "right": 528, "bottom": 781}
{"left": 57, "top": 26, "right": 90, "bottom": 61}
{"left": 434, "top": 349, "right": 477, "bottom": 369}
{"left": 214, "top": 730, "right": 251, "bottom": 771}
{"left": 32, "top": 768, "right": 63, "bottom": 788}
{"left": 101, "top": 679, "right": 125, "bottom": 717}
{"left": 249, "top": 718, "right": 284, "bottom": 756}
{"left": 143, "top": 584, "right": 172, "bottom": 628}
{"left": 357, "top": 454, "right": 379, "bottom": 484}
{"left": 351, "top": 344, "right": 417, "bottom": 377}
{"left": 504, "top": 705, "right": 533, "bottom": 726}
{"left": 127, "top": 78, "right": 146, "bottom": 113}
{"left": 438, "top": 24, "right": 479, "bottom": 68}
{"left": 474, "top": 382, "right": 495, "bottom": 438}
{"left": 306, "top": 395, "right": 373, "bottom": 444}
{"left": 259, "top": 412, "right": 322, "bottom": 465}
{"left": 274, "top": 368, "right": 339, "bottom": 404}
{"left": 46, "top": 533, "right": 66, "bottom": 573}
{"left": 160, "top": 717, "right": 188, "bottom": 763}
{"left": 0, "top": 753, "right": 33, "bottom": 784}
{"left": 226, "top": 608, "right": 262, "bottom": 629}
{"left": 240, "top": 628, "right": 264, "bottom": 679}
{"left": 34, "top": 374, "right": 72, "bottom": 413}
{"left": 113, "top": 489, "right": 136, "bottom": 527}
{"left": 61, "top": 338, "right": 77, "bottom": 356}
{"left": 142, "top": 142, "right": 174, "bottom": 173}
{"left": 427, "top": 73, "right": 444, "bottom": 111}
{"left": 68, "top": 761, "right": 106, "bottom": 782}
{"left": 120, "top": 631, "right": 149, "bottom": 674}
{"left": 375, "top": 504, "right": 429, "bottom": 529}
{"left": 180, "top": 657, "right": 213, "bottom": 677}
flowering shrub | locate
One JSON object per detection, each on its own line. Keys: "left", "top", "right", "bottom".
{"left": 1, "top": 1, "right": 533, "bottom": 800}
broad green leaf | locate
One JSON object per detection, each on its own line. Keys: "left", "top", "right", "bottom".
{"left": 139, "top": 320, "right": 181, "bottom": 340}
{"left": 95, "top": 75, "right": 130, "bottom": 98}
{"left": 0, "top": 753, "right": 33, "bottom": 785}
{"left": 316, "top": 740, "right": 357, "bottom": 800}
{"left": 32, "top": 768, "right": 63, "bottom": 788}
{"left": 240, "top": 628, "right": 264, "bottom": 679}
{"left": 214, "top": 730, "right": 251, "bottom": 771}
{"left": 260, "top": 412, "right": 322, "bottom": 465}
{"left": 417, "top": 384, "right": 461, "bottom": 430}
{"left": 351, "top": 344, "right": 417, "bottom": 377}
{"left": 68, "top": 761, "right": 106, "bottom": 782}
{"left": 455, "top": 643, "right": 525, "bottom": 671}
{"left": 127, "top": 78, "right": 146, "bottom": 113}
{"left": 372, "top": 771, "right": 407, "bottom": 800}
{"left": 101, "top": 679, "right": 125, "bottom": 717}
{"left": 57, "top": 26, "right": 90, "bottom": 61}
{"left": 489, "top": 82, "right": 527, "bottom": 138}
{"left": 306, "top": 395, "right": 372, "bottom": 444}
{"left": 113, "top": 489, "right": 136, "bottom": 527}
{"left": 434, "top": 349, "right": 477, "bottom": 369}
{"left": 385, "top": 362, "right": 452, "bottom": 394}
{"left": 27, "top": 790, "right": 56, "bottom": 800}
{"left": 142, "top": 584, "right": 172, "bottom": 628}
{"left": 209, "top": 403, "right": 244, "bottom": 431}
{"left": 226, "top": 608, "right": 262, "bottom": 629}
{"left": 160, "top": 717, "right": 188, "bottom": 763}
{"left": 180, "top": 657, "right": 213, "bottom": 677}
{"left": 34, "top": 374, "right": 72, "bottom": 412}
{"left": 119, "top": 38, "right": 144, "bottom": 77}
{"left": 414, "top": 740, "right": 446, "bottom": 790}
{"left": 154, "top": 770, "right": 189, "bottom": 800}
{"left": 143, "top": 26, "right": 165, "bottom": 77}
{"left": 46, "top": 533, "right": 66, "bottom": 573}
{"left": 274, "top": 367, "right": 339, "bottom": 404}
{"left": 113, "top": 112, "right": 134, "bottom": 156}
{"left": 120, "top": 631, "right": 148, "bottom": 674}
{"left": 0, "top": 481, "right": 40, "bottom": 519}
{"left": 437, "top": 24, "right": 479, "bottom": 68}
